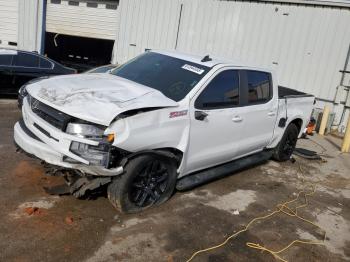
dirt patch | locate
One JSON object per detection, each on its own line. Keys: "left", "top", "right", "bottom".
{"left": 11, "top": 161, "right": 63, "bottom": 194}
{"left": 1, "top": 101, "right": 350, "bottom": 262}
{"left": 322, "top": 174, "right": 350, "bottom": 190}
{"left": 206, "top": 189, "right": 256, "bottom": 215}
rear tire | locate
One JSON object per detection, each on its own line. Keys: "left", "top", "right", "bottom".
{"left": 273, "top": 123, "right": 299, "bottom": 162}
{"left": 107, "top": 154, "right": 177, "bottom": 213}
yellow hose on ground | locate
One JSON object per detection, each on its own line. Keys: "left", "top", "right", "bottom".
{"left": 186, "top": 165, "right": 326, "bottom": 262}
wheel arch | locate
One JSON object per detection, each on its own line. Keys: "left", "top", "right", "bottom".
{"left": 120, "top": 147, "right": 183, "bottom": 169}
{"left": 289, "top": 118, "right": 303, "bottom": 134}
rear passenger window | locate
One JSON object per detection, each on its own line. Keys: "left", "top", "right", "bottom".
{"left": 247, "top": 71, "right": 271, "bottom": 103}
{"left": 40, "top": 58, "right": 53, "bottom": 69}
{"left": 195, "top": 70, "right": 239, "bottom": 109}
{"left": 0, "top": 55, "right": 13, "bottom": 66}
{"left": 12, "top": 52, "right": 39, "bottom": 68}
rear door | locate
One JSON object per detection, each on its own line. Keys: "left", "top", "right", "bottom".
{"left": 12, "top": 51, "right": 40, "bottom": 75}
{"left": 11, "top": 51, "right": 40, "bottom": 88}
{"left": 185, "top": 68, "right": 243, "bottom": 174}
{"left": 0, "top": 54, "right": 14, "bottom": 92}
{"left": 235, "top": 70, "right": 278, "bottom": 157}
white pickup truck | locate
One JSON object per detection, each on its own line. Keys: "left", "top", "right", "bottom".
{"left": 14, "top": 50, "right": 314, "bottom": 213}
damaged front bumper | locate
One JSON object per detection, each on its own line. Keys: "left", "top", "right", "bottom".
{"left": 14, "top": 98, "right": 124, "bottom": 177}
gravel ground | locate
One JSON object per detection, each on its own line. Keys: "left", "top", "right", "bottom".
{"left": 0, "top": 99, "right": 349, "bottom": 262}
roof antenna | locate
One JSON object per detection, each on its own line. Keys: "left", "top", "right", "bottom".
{"left": 201, "top": 55, "right": 212, "bottom": 62}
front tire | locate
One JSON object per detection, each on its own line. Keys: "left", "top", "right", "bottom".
{"left": 273, "top": 123, "right": 299, "bottom": 162}
{"left": 107, "top": 154, "right": 177, "bottom": 213}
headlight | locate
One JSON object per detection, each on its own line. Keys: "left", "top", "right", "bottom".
{"left": 66, "top": 123, "right": 105, "bottom": 139}
{"left": 67, "top": 123, "right": 116, "bottom": 166}
{"left": 18, "top": 85, "right": 28, "bottom": 97}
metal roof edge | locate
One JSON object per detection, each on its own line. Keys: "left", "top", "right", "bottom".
{"left": 223, "top": 0, "right": 350, "bottom": 9}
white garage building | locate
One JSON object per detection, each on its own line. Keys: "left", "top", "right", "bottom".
{"left": 0, "top": 1, "right": 18, "bottom": 48}
{"left": 1, "top": 0, "right": 350, "bottom": 131}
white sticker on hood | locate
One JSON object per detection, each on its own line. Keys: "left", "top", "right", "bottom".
{"left": 182, "top": 64, "right": 205, "bottom": 75}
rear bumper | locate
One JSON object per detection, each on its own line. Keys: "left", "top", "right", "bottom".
{"left": 14, "top": 120, "right": 123, "bottom": 177}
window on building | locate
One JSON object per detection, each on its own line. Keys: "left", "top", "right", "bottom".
{"left": 246, "top": 71, "right": 271, "bottom": 103}
{"left": 195, "top": 70, "right": 239, "bottom": 109}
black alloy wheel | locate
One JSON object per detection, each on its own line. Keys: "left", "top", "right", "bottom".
{"left": 107, "top": 154, "right": 177, "bottom": 213}
{"left": 273, "top": 123, "right": 299, "bottom": 162}
{"left": 129, "top": 159, "right": 169, "bottom": 207}
{"left": 282, "top": 131, "right": 298, "bottom": 157}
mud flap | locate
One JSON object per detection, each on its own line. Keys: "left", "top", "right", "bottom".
{"left": 293, "top": 147, "right": 322, "bottom": 160}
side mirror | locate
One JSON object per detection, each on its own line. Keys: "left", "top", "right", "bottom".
{"left": 195, "top": 110, "right": 208, "bottom": 121}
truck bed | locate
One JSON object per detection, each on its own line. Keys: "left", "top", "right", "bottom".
{"left": 270, "top": 86, "right": 315, "bottom": 145}
{"left": 278, "top": 86, "right": 314, "bottom": 98}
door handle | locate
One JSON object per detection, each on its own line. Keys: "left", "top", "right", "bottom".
{"left": 232, "top": 116, "right": 243, "bottom": 122}
{"left": 195, "top": 110, "right": 208, "bottom": 121}
{"left": 268, "top": 111, "right": 276, "bottom": 117}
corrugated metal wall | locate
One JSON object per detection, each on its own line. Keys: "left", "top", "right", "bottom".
{"left": 113, "top": 0, "right": 182, "bottom": 63}
{"left": 17, "top": 0, "right": 45, "bottom": 53}
{"left": 113, "top": 0, "right": 350, "bottom": 104}
{"left": 0, "top": 0, "right": 18, "bottom": 48}
{"left": 46, "top": 0, "right": 119, "bottom": 40}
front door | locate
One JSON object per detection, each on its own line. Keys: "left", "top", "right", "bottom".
{"left": 185, "top": 69, "right": 243, "bottom": 175}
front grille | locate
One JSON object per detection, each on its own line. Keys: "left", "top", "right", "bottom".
{"left": 29, "top": 95, "right": 72, "bottom": 131}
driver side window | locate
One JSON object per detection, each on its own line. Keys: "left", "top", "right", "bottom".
{"left": 195, "top": 70, "right": 239, "bottom": 109}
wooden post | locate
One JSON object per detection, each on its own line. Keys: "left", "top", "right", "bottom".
{"left": 319, "top": 105, "right": 330, "bottom": 136}
{"left": 341, "top": 115, "right": 350, "bottom": 153}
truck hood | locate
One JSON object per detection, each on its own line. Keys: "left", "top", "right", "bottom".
{"left": 26, "top": 73, "right": 178, "bottom": 126}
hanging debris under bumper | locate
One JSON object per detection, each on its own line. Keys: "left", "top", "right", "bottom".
{"left": 43, "top": 169, "right": 113, "bottom": 198}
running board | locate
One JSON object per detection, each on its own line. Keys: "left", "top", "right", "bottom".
{"left": 176, "top": 151, "right": 273, "bottom": 191}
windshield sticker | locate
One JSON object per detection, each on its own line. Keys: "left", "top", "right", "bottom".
{"left": 182, "top": 64, "right": 205, "bottom": 75}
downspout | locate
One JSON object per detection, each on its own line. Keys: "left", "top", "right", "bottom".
{"left": 334, "top": 43, "right": 350, "bottom": 128}
{"left": 174, "top": 3, "right": 183, "bottom": 50}
{"left": 40, "top": 0, "right": 47, "bottom": 55}
{"left": 32, "top": 0, "right": 40, "bottom": 52}
{"left": 340, "top": 43, "right": 350, "bottom": 87}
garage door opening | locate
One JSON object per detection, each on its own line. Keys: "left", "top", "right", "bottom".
{"left": 44, "top": 33, "right": 114, "bottom": 72}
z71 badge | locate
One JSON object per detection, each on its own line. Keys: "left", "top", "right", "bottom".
{"left": 169, "top": 110, "right": 188, "bottom": 118}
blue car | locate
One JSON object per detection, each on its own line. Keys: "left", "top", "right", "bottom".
{"left": 0, "top": 48, "right": 76, "bottom": 96}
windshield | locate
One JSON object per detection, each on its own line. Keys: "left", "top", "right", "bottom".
{"left": 110, "top": 52, "right": 210, "bottom": 101}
